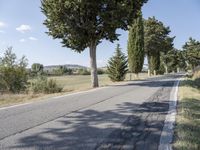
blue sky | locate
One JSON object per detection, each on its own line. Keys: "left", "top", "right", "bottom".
{"left": 0, "top": 0, "right": 200, "bottom": 67}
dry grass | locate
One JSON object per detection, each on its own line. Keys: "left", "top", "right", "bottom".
{"left": 49, "top": 73, "right": 149, "bottom": 92}
{"left": 0, "top": 73, "right": 149, "bottom": 107}
{"left": 173, "top": 76, "right": 200, "bottom": 150}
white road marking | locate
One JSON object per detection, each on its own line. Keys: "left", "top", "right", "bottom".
{"left": 158, "top": 78, "right": 181, "bottom": 150}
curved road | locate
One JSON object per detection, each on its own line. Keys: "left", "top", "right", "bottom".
{"left": 0, "top": 74, "right": 181, "bottom": 150}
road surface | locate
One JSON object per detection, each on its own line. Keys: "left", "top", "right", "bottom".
{"left": 0, "top": 74, "right": 181, "bottom": 150}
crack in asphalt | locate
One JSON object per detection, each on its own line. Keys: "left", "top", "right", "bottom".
{"left": 95, "top": 81, "right": 174, "bottom": 150}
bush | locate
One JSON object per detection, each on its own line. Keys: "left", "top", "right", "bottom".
{"left": 31, "top": 76, "right": 62, "bottom": 94}
{"left": 0, "top": 47, "right": 28, "bottom": 93}
{"left": 78, "top": 69, "right": 91, "bottom": 75}
{"left": 97, "top": 69, "right": 105, "bottom": 75}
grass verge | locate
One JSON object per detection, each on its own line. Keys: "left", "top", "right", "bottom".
{"left": 0, "top": 73, "right": 149, "bottom": 107}
{"left": 173, "top": 78, "right": 200, "bottom": 150}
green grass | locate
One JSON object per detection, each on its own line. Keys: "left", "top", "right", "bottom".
{"left": 173, "top": 78, "right": 200, "bottom": 150}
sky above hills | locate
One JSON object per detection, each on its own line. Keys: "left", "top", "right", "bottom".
{"left": 0, "top": 0, "right": 200, "bottom": 67}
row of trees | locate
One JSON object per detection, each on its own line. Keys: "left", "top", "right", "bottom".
{"left": 107, "top": 14, "right": 200, "bottom": 82}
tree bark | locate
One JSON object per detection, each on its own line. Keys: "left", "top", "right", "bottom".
{"left": 153, "top": 70, "right": 156, "bottom": 76}
{"left": 148, "top": 69, "right": 151, "bottom": 76}
{"left": 89, "top": 42, "right": 99, "bottom": 88}
{"left": 130, "top": 73, "right": 132, "bottom": 81}
{"left": 165, "top": 65, "right": 168, "bottom": 74}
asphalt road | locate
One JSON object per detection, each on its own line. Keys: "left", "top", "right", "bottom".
{"left": 0, "top": 74, "right": 181, "bottom": 150}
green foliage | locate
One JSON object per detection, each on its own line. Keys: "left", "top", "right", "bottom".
{"left": 41, "top": 0, "right": 147, "bottom": 87}
{"left": 97, "top": 69, "right": 105, "bottom": 75}
{"left": 149, "top": 54, "right": 160, "bottom": 74}
{"left": 41, "top": 0, "right": 147, "bottom": 52}
{"left": 107, "top": 44, "right": 128, "bottom": 81}
{"left": 0, "top": 47, "right": 28, "bottom": 93}
{"left": 50, "top": 66, "right": 73, "bottom": 76}
{"left": 128, "top": 11, "right": 144, "bottom": 74}
{"left": 158, "top": 62, "right": 165, "bottom": 75}
{"left": 183, "top": 37, "right": 200, "bottom": 71}
{"left": 31, "top": 63, "right": 43, "bottom": 75}
{"left": 78, "top": 69, "right": 91, "bottom": 75}
{"left": 31, "top": 76, "right": 62, "bottom": 94}
{"left": 144, "top": 17, "right": 174, "bottom": 74}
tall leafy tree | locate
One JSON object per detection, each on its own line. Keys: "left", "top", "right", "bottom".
{"left": 107, "top": 44, "right": 128, "bottom": 82}
{"left": 160, "top": 36, "right": 175, "bottom": 73}
{"left": 183, "top": 38, "right": 200, "bottom": 71}
{"left": 41, "top": 0, "right": 147, "bottom": 88}
{"left": 144, "top": 17, "right": 173, "bottom": 75}
{"left": 128, "top": 11, "right": 144, "bottom": 78}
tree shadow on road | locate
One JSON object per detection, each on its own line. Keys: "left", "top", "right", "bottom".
{"left": 7, "top": 97, "right": 176, "bottom": 150}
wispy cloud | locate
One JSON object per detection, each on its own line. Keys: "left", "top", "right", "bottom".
{"left": 0, "top": 21, "right": 6, "bottom": 28}
{"left": 19, "top": 39, "right": 26, "bottom": 42}
{"left": 29, "top": 37, "right": 38, "bottom": 41}
{"left": 16, "top": 24, "right": 31, "bottom": 33}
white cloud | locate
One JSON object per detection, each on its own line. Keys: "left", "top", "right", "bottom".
{"left": 16, "top": 24, "right": 31, "bottom": 33}
{"left": 19, "top": 39, "right": 26, "bottom": 42}
{"left": 29, "top": 37, "right": 38, "bottom": 41}
{"left": 0, "top": 22, "right": 6, "bottom": 28}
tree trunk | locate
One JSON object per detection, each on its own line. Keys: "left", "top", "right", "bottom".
{"left": 130, "top": 73, "right": 132, "bottom": 81}
{"left": 89, "top": 42, "right": 99, "bottom": 88}
{"left": 165, "top": 65, "right": 168, "bottom": 74}
{"left": 177, "top": 67, "right": 180, "bottom": 73}
{"left": 153, "top": 70, "right": 156, "bottom": 76}
{"left": 148, "top": 69, "right": 151, "bottom": 77}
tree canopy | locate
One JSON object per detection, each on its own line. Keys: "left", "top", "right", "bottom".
{"left": 41, "top": 0, "right": 147, "bottom": 52}
{"left": 144, "top": 17, "right": 174, "bottom": 74}
{"left": 183, "top": 37, "right": 200, "bottom": 70}
{"left": 41, "top": 0, "right": 147, "bottom": 87}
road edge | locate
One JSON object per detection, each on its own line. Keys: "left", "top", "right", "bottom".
{"left": 158, "top": 78, "right": 181, "bottom": 150}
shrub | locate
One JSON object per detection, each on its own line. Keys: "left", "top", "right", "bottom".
{"left": 0, "top": 47, "right": 28, "bottom": 93}
{"left": 31, "top": 76, "right": 62, "bottom": 94}
{"left": 78, "top": 69, "right": 91, "bottom": 75}
{"left": 97, "top": 69, "right": 105, "bottom": 75}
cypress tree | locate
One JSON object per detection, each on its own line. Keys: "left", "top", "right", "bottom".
{"left": 127, "top": 11, "right": 144, "bottom": 78}
{"left": 107, "top": 44, "right": 128, "bottom": 82}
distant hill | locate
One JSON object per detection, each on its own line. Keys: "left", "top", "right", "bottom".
{"left": 43, "top": 64, "right": 88, "bottom": 72}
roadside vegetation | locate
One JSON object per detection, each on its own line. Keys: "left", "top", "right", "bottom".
{"left": 173, "top": 71, "right": 200, "bottom": 150}
{"left": 0, "top": 0, "right": 199, "bottom": 108}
